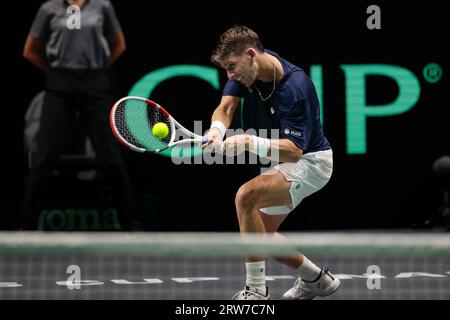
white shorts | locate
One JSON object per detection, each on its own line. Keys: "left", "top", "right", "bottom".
{"left": 259, "top": 149, "right": 333, "bottom": 215}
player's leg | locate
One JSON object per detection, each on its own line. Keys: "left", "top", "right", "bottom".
{"left": 233, "top": 170, "right": 330, "bottom": 298}
{"left": 263, "top": 150, "right": 340, "bottom": 300}
{"left": 258, "top": 213, "right": 303, "bottom": 268}
{"left": 233, "top": 170, "right": 292, "bottom": 300}
{"left": 235, "top": 170, "right": 291, "bottom": 238}
{"left": 258, "top": 210, "right": 339, "bottom": 300}
{"left": 256, "top": 178, "right": 328, "bottom": 284}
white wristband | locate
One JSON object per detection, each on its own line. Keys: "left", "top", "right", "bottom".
{"left": 249, "top": 135, "right": 270, "bottom": 158}
{"left": 210, "top": 120, "right": 226, "bottom": 139}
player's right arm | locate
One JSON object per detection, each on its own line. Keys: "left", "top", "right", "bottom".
{"left": 203, "top": 95, "right": 240, "bottom": 149}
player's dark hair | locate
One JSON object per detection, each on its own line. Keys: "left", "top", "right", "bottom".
{"left": 211, "top": 25, "right": 264, "bottom": 66}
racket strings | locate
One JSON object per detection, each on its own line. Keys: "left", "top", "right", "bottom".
{"left": 114, "top": 99, "right": 172, "bottom": 150}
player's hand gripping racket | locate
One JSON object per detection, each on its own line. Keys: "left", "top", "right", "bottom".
{"left": 110, "top": 96, "right": 207, "bottom": 153}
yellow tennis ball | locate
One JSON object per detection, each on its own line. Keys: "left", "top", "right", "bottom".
{"left": 152, "top": 122, "right": 169, "bottom": 139}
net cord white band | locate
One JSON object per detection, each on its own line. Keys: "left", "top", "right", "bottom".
{"left": 0, "top": 232, "right": 448, "bottom": 257}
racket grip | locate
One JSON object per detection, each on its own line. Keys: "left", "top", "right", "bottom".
{"left": 201, "top": 137, "right": 208, "bottom": 145}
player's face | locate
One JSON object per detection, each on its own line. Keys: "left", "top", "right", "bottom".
{"left": 223, "top": 54, "right": 256, "bottom": 87}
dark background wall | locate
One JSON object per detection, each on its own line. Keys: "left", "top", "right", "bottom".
{"left": 2, "top": 1, "right": 449, "bottom": 231}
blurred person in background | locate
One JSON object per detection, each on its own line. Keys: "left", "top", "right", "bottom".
{"left": 22, "top": 0, "right": 141, "bottom": 230}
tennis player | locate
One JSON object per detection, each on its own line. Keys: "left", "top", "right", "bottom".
{"left": 203, "top": 26, "right": 340, "bottom": 300}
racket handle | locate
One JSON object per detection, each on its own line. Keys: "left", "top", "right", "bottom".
{"left": 201, "top": 137, "right": 208, "bottom": 145}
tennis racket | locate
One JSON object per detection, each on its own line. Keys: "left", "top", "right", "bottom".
{"left": 110, "top": 96, "right": 207, "bottom": 153}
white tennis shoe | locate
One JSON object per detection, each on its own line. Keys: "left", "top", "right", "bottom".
{"left": 232, "top": 286, "right": 270, "bottom": 300}
{"left": 281, "top": 267, "right": 340, "bottom": 300}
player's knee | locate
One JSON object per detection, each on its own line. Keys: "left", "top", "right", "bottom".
{"left": 235, "top": 184, "right": 261, "bottom": 210}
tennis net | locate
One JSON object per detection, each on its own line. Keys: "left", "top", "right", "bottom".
{"left": 0, "top": 231, "right": 449, "bottom": 299}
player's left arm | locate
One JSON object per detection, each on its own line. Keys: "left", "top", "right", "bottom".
{"left": 267, "top": 138, "right": 303, "bottom": 162}
{"left": 222, "top": 135, "right": 303, "bottom": 163}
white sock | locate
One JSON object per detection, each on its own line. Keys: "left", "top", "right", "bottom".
{"left": 298, "top": 256, "right": 321, "bottom": 281}
{"left": 245, "top": 261, "right": 266, "bottom": 295}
